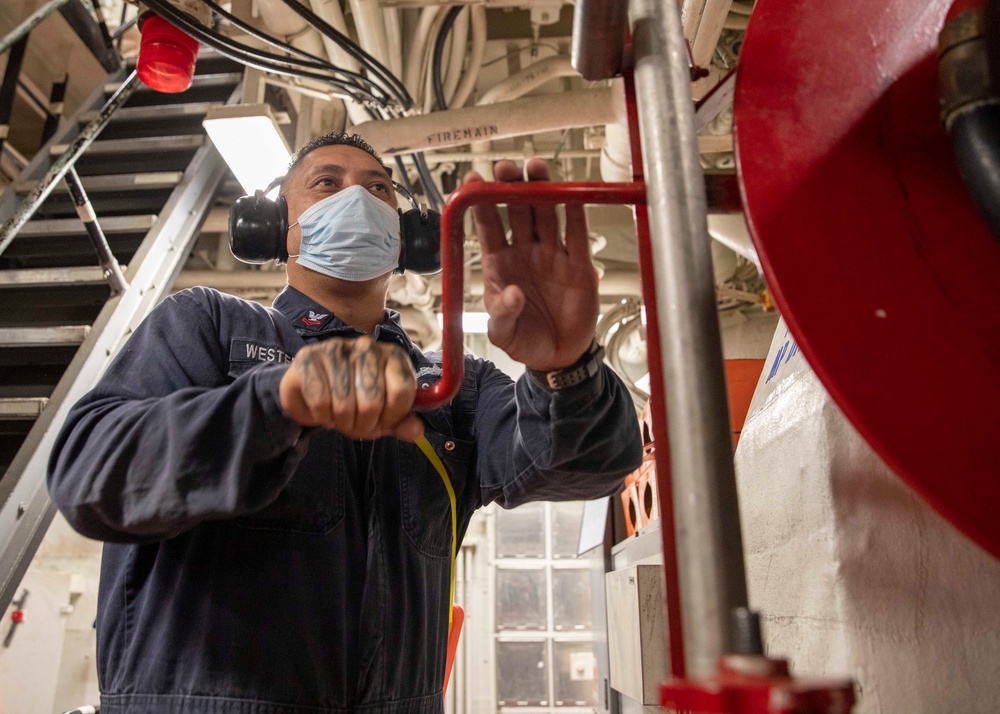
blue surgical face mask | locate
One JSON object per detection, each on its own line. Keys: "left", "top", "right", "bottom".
{"left": 289, "top": 184, "right": 401, "bottom": 281}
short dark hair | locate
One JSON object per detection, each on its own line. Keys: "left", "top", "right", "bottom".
{"left": 286, "top": 132, "right": 391, "bottom": 183}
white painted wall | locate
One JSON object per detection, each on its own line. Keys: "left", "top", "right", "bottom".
{"left": 735, "top": 319, "right": 1000, "bottom": 713}
{"left": 0, "top": 514, "right": 101, "bottom": 714}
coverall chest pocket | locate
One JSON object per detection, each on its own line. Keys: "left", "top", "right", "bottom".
{"left": 236, "top": 431, "right": 345, "bottom": 535}
{"left": 397, "top": 430, "right": 474, "bottom": 558}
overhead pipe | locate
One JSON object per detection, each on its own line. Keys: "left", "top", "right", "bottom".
{"left": 448, "top": 5, "right": 486, "bottom": 109}
{"left": 382, "top": 5, "right": 403, "bottom": 80}
{"left": 691, "top": 0, "right": 733, "bottom": 67}
{"left": 348, "top": 0, "right": 394, "bottom": 85}
{"left": 468, "top": 55, "right": 581, "bottom": 177}
{"left": 353, "top": 87, "right": 620, "bottom": 157}
{"left": 304, "top": 0, "right": 372, "bottom": 125}
{"left": 442, "top": 7, "right": 469, "bottom": 107}
{"left": 0, "top": 72, "right": 139, "bottom": 258}
{"left": 404, "top": 6, "right": 440, "bottom": 99}
{"left": 571, "top": 0, "right": 628, "bottom": 80}
{"left": 255, "top": 0, "right": 327, "bottom": 58}
{"left": 939, "top": 1, "right": 1000, "bottom": 242}
{"left": 629, "top": 0, "right": 749, "bottom": 679}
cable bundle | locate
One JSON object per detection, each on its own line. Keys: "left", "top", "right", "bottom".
{"left": 141, "top": 0, "right": 444, "bottom": 208}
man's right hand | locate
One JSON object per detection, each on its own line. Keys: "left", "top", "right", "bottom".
{"left": 279, "top": 337, "right": 425, "bottom": 442}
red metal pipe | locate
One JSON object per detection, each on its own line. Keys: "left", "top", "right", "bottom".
{"left": 416, "top": 180, "right": 647, "bottom": 411}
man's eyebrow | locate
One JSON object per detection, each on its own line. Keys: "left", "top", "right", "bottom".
{"left": 304, "top": 164, "right": 390, "bottom": 182}
{"left": 361, "top": 167, "right": 391, "bottom": 181}
{"left": 305, "top": 163, "right": 346, "bottom": 179}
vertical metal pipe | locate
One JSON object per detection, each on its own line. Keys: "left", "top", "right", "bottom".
{"left": 64, "top": 166, "right": 128, "bottom": 295}
{"left": 0, "top": 0, "right": 71, "bottom": 56}
{"left": 0, "top": 71, "right": 138, "bottom": 258}
{"left": 628, "top": 0, "right": 748, "bottom": 679}
{"left": 571, "top": 0, "right": 628, "bottom": 80}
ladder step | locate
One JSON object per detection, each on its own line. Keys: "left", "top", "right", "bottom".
{"left": 104, "top": 72, "right": 242, "bottom": 95}
{"left": 17, "top": 172, "right": 184, "bottom": 194}
{"left": 17, "top": 215, "right": 156, "bottom": 238}
{"left": 51, "top": 135, "right": 204, "bottom": 156}
{"left": 0, "top": 267, "right": 107, "bottom": 288}
{"left": 80, "top": 102, "right": 220, "bottom": 123}
{"left": 0, "top": 398, "right": 49, "bottom": 420}
{"left": 0, "top": 326, "right": 90, "bottom": 347}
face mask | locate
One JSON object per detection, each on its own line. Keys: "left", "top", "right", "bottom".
{"left": 289, "top": 184, "right": 401, "bottom": 282}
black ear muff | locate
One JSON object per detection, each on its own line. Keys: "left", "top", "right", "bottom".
{"left": 229, "top": 191, "right": 289, "bottom": 264}
{"left": 398, "top": 207, "right": 441, "bottom": 274}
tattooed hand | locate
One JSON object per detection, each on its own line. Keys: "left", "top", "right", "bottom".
{"left": 278, "top": 337, "right": 424, "bottom": 442}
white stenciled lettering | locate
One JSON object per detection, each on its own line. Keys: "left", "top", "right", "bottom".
{"left": 235, "top": 340, "right": 291, "bottom": 365}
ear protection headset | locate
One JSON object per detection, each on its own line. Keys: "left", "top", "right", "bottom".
{"left": 228, "top": 177, "right": 441, "bottom": 274}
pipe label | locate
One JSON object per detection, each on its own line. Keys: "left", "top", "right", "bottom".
{"left": 425, "top": 125, "right": 499, "bottom": 146}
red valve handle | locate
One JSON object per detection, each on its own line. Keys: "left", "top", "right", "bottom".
{"left": 414, "top": 180, "right": 647, "bottom": 411}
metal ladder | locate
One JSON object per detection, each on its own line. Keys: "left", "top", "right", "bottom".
{"left": 0, "top": 52, "right": 242, "bottom": 609}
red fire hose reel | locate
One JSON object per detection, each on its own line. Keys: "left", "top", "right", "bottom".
{"left": 735, "top": 0, "right": 1000, "bottom": 560}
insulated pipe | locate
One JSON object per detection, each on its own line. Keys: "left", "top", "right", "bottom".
{"left": 468, "top": 56, "right": 580, "bottom": 177}
{"left": 0, "top": 72, "right": 139, "bottom": 258}
{"left": 442, "top": 8, "right": 469, "bottom": 106}
{"left": 256, "top": 0, "right": 327, "bottom": 60}
{"left": 348, "top": 0, "right": 393, "bottom": 84}
{"left": 571, "top": 0, "right": 628, "bottom": 80}
{"left": 0, "top": 0, "right": 71, "bottom": 56}
{"left": 383, "top": 5, "right": 403, "bottom": 80}
{"left": 353, "top": 88, "right": 619, "bottom": 157}
{"left": 307, "top": 0, "right": 371, "bottom": 125}
{"left": 682, "top": 0, "right": 709, "bottom": 42}
{"left": 310, "top": 0, "right": 361, "bottom": 72}
{"left": 404, "top": 6, "right": 440, "bottom": 98}
{"left": 629, "top": 0, "right": 749, "bottom": 679}
{"left": 691, "top": 0, "right": 734, "bottom": 68}
{"left": 448, "top": 5, "right": 486, "bottom": 109}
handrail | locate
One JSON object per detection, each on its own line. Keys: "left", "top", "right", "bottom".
{"left": 0, "top": 0, "right": 72, "bottom": 57}
{"left": 0, "top": 70, "right": 139, "bottom": 258}
{"left": 419, "top": 180, "right": 647, "bottom": 412}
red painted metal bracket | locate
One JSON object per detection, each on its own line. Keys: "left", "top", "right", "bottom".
{"left": 414, "top": 180, "right": 647, "bottom": 411}
{"left": 660, "top": 656, "right": 855, "bottom": 714}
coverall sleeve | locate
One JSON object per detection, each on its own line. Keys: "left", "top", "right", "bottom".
{"left": 47, "top": 290, "right": 305, "bottom": 543}
{"left": 473, "top": 357, "right": 643, "bottom": 508}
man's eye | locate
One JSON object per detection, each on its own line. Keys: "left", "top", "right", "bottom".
{"left": 372, "top": 183, "right": 389, "bottom": 193}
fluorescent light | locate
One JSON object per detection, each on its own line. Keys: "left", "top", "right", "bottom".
{"left": 203, "top": 104, "right": 291, "bottom": 194}
{"left": 438, "top": 311, "right": 491, "bottom": 334}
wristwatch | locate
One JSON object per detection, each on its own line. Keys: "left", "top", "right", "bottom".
{"left": 527, "top": 339, "right": 605, "bottom": 392}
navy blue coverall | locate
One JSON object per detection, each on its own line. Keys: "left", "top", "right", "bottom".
{"left": 47, "top": 285, "right": 642, "bottom": 714}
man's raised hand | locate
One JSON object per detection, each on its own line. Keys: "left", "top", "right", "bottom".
{"left": 466, "top": 158, "right": 600, "bottom": 372}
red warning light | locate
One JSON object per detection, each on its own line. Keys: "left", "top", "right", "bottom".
{"left": 136, "top": 14, "right": 199, "bottom": 94}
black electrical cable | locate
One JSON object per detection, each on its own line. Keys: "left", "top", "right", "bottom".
{"left": 275, "top": 0, "right": 413, "bottom": 108}
{"left": 432, "top": 7, "right": 463, "bottom": 112}
{"left": 142, "top": 0, "right": 386, "bottom": 106}
{"left": 413, "top": 152, "right": 444, "bottom": 210}
{"left": 196, "top": 0, "right": 391, "bottom": 101}
{"left": 393, "top": 156, "right": 415, "bottom": 199}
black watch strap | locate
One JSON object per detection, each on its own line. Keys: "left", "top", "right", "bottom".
{"left": 527, "top": 339, "right": 605, "bottom": 392}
